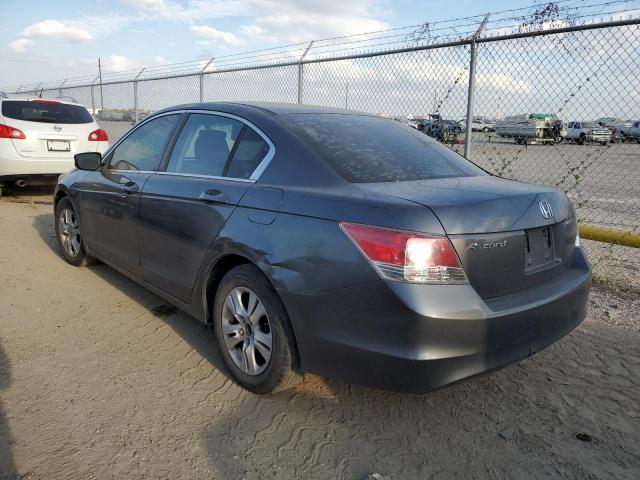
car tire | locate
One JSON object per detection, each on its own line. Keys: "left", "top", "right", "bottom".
{"left": 213, "top": 264, "right": 301, "bottom": 394}
{"left": 54, "top": 197, "right": 98, "bottom": 267}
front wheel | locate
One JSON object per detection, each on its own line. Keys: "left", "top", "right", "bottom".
{"left": 213, "top": 264, "right": 301, "bottom": 394}
{"left": 54, "top": 197, "right": 97, "bottom": 267}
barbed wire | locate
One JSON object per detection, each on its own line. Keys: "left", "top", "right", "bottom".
{"left": 3, "top": 0, "right": 639, "bottom": 92}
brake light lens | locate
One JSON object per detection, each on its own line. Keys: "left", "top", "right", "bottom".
{"left": 88, "top": 128, "right": 108, "bottom": 141}
{"left": 0, "top": 124, "right": 26, "bottom": 139}
{"left": 32, "top": 99, "right": 60, "bottom": 104}
{"left": 340, "top": 222, "right": 467, "bottom": 284}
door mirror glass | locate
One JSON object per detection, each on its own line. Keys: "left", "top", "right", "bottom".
{"left": 74, "top": 152, "right": 102, "bottom": 171}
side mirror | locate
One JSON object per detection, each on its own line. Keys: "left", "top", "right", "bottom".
{"left": 74, "top": 152, "right": 102, "bottom": 171}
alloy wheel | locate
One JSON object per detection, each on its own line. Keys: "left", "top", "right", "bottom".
{"left": 58, "top": 208, "right": 81, "bottom": 257}
{"left": 221, "top": 286, "right": 273, "bottom": 376}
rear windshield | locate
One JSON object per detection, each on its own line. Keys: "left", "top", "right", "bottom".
{"left": 282, "top": 113, "right": 485, "bottom": 183}
{"left": 2, "top": 100, "right": 93, "bottom": 124}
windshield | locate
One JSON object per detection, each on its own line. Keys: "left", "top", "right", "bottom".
{"left": 2, "top": 100, "right": 94, "bottom": 124}
{"left": 283, "top": 113, "right": 486, "bottom": 183}
{"left": 583, "top": 122, "right": 601, "bottom": 128}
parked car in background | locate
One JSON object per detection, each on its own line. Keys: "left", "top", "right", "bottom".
{"left": 55, "top": 102, "right": 590, "bottom": 394}
{"left": 471, "top": 116, "right": 495, "bottom": 132}
{"left": 597, "top": 118, "right": 632, "bottom": 142}
{"left": 428, "top": 119, "right": 463, "bottom": 144}
{"left": 0, "top": 97, "right": 109, "bottom": 198}
{"left": 565, "top": 121, "right": 610, "bottom": 145}
{"left": 628, "top": 121, "right": 640, "bottom": 142}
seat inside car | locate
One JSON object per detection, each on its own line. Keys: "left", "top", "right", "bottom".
{"left": 190, "top": 129, "right": 230, "bottom": 176}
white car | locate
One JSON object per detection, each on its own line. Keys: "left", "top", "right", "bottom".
{"left": 0, "top": 97, "right": 109, "bottom": 197}
{"left": 565, "top": 121, "right": 610, "bottom": 145}
{"left": 471, "top": 116, "right": 495, "bottom": 132}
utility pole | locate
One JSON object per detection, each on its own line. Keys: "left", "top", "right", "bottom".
{"left": 98, "top": 58, "right": 104, "bottom": 112}
{"left": 463, "top": 14, "right": 489, "bottom": 159}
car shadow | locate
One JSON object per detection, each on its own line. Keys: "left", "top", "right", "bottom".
{"left": 32, "top": 212, "right": 232, "bottom": 379}
{"left": 0, "top": 185, "right": 54, "bottom": 205}
{"left": 0, "top": 339, "right": 19, "bottom": 480}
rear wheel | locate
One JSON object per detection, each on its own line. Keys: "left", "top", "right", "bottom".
{"left": 54, "top": 197, "right": 97, "bottom": 267}
{"left": 213, "top": 264, "right": 301, "bottom": 394}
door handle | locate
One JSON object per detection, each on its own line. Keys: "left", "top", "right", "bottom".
{"left": 198, "top": 188, "right": 229, "bottom": 204}
{"left": 119, "top": 180, "right": 139, "bottom": 195}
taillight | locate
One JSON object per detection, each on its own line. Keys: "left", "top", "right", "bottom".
{"left": 88, "top": 128, "right": 108, "bottom": 141}
{"left": 0, "top": 124, "right": 26, "bottom": 139}
{"left": 340, "top": 222, "right": 467, "bottom": 284}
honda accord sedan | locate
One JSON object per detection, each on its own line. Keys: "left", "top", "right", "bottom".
{"left": 54, "top": 103, "right": 591, "bottom": 394}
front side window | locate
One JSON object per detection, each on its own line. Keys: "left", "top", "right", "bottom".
{"left": 282, "top": 113, "right": 486, "bottom": 183}
{"left": 110, "top": 114, "right": 180, "bottom": 171}
{"left": 166, "top": 114, "right": 243, "bottom": 177}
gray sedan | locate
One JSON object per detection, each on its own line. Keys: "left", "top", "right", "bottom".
{"left": 54, "top": 103, "right": 591, "bottom": 394}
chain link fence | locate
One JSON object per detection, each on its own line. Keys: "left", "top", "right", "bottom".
{"left": 5, "top": 15, "right": 639, "bottom": 277}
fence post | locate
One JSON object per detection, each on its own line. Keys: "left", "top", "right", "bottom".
{"left": 463, "top": 14, "right": 489, "bottom": 159}
{"left": 199, "top": 57, "right": 215, "bottom": 103}
{"left": 298, "top": 41, "right": 314, "bottom": 104}
{"left": 58, "top": 79, "right": 67, "bottom": 98}
{"left": 133, "top": 68, "right": 145, "bottom": 124}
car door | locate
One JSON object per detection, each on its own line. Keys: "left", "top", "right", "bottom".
{"left": 138, "top": 112, "right": 273, "bottom": 302}
{"left": 78, "top": 113, "right": 182, "bottom": 275}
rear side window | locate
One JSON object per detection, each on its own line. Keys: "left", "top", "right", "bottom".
{"left": 166, "top": 114, "right": 243, "bottom": 177}
{"left": 226, "top": 128, "right": 269, "bottom": 179}
{"left": 2, "top": 100, "right": 94, "bottom": 124}
{"left": 109, "top": 114, "right": 180, "bottom": 171}
{"left": 283, "top": 114, "right": 486, "bottom": 183}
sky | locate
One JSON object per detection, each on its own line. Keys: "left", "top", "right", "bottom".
{"left": 0, "top": 0, "right": 567, "bottom": 89}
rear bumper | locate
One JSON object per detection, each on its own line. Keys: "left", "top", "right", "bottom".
{"left": 0, "top": 155, "right": 74, "bottom": 177}
{"left": 281, "top": 247, "right": 591, "bottom": 393}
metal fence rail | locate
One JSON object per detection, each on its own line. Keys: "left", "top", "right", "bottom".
{"left": 5, "top": 16, "right": 640, "bottom": 248}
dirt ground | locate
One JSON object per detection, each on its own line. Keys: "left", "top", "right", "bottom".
{"left": 0, "top": 190, "right": 639, "bottom": 480}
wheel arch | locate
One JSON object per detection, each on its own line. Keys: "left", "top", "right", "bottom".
{"left": 201, "top": 252, "right": 302, "bottom": 371}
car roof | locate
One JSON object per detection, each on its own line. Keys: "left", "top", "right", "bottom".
{"left": 155, "top": 101, "right": 373, "bottom": 117}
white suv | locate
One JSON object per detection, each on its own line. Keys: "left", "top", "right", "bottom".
{"left": 0, "top": 97, "right": 109, "bottom": 197}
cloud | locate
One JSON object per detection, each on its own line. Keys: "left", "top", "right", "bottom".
{"left": 122, "top": 0, "right": 246, "bottom": 23}
{"left": 248, "top": 13, "right": 387, "bottom": 43}
{"left": 20, "top": 20, "right": 93, "bottom": 42}
{"left": 9, "top": 38, "right": 33, "bottom": 53}
{"left": 8, "top": 19, "right": 93, "bottom": 53}
{"left": 190, "top": 25, "right": 247, "bottom": 46}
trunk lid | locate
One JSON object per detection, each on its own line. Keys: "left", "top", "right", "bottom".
{"left": 5, "top": 117, "right": 100, "bottom": 158}
{"left": 359, "top": 176, "right": 578, "bottom": 299}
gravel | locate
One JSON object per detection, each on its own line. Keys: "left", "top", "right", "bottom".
{"left": 0, "top": 196, "right": 638, "bottom": 479}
